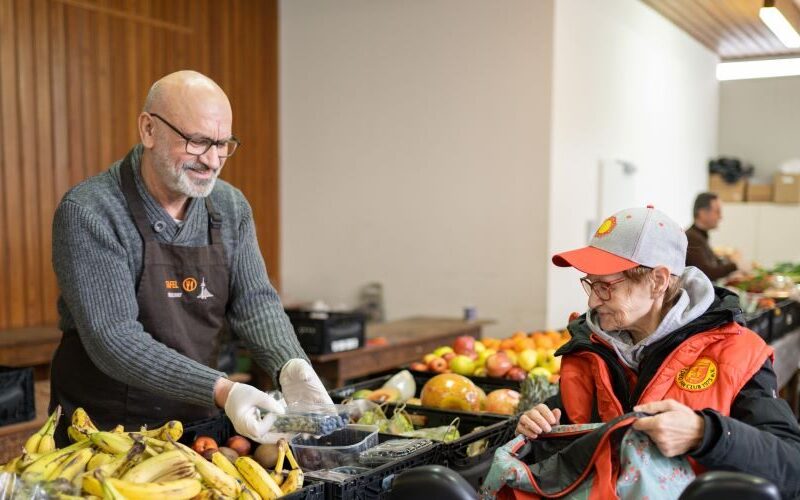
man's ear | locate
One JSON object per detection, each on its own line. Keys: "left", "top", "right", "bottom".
{"left": 138, "top": 113, "right": 156, "bottom": 148}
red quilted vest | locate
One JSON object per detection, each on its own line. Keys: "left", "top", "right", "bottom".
{"left": 559, "top": 322, "right": 773, "bottom": 424}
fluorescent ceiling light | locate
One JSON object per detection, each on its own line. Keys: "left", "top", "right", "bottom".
{"left": 760, "top": 6, "right": 800, "bottom": 48}
{"left": 717, "top": 57, "right": 800, "bottom": 80}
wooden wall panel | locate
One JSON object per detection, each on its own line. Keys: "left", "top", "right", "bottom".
{"left": 0, "top": 0, "right": 281, "bottom": 329}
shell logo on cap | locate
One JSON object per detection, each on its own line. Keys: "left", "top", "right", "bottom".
{"left": 675, "top": 357, "right": 717, "bottom": 392}
{"left": 594, "top": 216, "right": 617, "bottom": 238}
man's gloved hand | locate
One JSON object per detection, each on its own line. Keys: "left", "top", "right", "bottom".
{"left": 279, "top": 359, "right": 333, "bottom": 406}
{"left": 223, "top": 382, "right": 285, "bottom": 441}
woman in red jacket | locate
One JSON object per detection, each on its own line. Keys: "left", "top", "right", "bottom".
{"left": 517, "top": 205, "right": 800, "bottom": 498}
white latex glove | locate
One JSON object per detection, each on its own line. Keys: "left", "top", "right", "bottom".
{"left": 224, "top": 382, "right": 285, "bottom": 441}
{"left": 279, "top": 359, "right": 333, "bottom": 406}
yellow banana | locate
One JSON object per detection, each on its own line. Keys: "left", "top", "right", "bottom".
{"left": 86, "top": 471, "right": 124, "bottom": 500}
{"left": 22, "top": 440, "right": 90, "bottom": 482}
{"left": 112, "top": 442, "right": 147, "bottom": 479}
{"left": 25, "top": 405, "right": 62, "bottom": 454}
{"left": 210, "top": 450, "right": 244, "bottom": 481}
{"left": 283, "top": 441, "right": 300, "bottom": 471}
{"left": 90, "top": 432, "right": 135, "bottom": 454}
{"left": 112, "top": 478, "right": 202, "bottom": 499}
{"left": 238, "top": 485, "right": 262, "bottom": 500}
{"left": 71, "top": 407, "right": 99, "bottom": 434}
{"left": 121, "top": 449, "right": 192, "bottom": 483}
{"left": 67, "top": 426, "right": 89, "bottom": 443}
{"left": 3, "top": 455, "right": 22, "bottom": 474}
{"left": 280, "top": 468, "right": 304, "bottom": 495}
{"left": 87, "top": 452, "right": 114, "bottom": 471}
{"left": 173, "top": 442, "right": 241, "bottom": 497}
{"left": 139, "top": 420, "right": 183, "bottom": 441}
{"left": 235, "top": 456, "right": 283, "bottom": 500}
{"left": 50, "top": 448, "right": 94, "bottom": 481}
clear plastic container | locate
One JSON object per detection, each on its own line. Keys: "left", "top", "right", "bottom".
{"left": 290, "top": 424, "right": 378, "bottom": 471}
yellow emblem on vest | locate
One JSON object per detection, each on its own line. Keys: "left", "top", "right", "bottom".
{"left": 676, "top": 357, "right": 717, "bottom": 392}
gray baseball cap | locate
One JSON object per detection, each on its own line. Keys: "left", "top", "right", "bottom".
{"left": 552, "top": 205, "right": 687, "bottom": 276}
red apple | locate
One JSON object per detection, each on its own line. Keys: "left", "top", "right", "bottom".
{"left": 226, "top": 435, "right": 251, "bottom": 457}
{"left": 442, "top": 352, "right": 456, "bottom": 362}
{"left": 485, "top": 353, "right": 512, "bottom": 378}
{"left": 505, "top": 366, "right": 526, "bottom": 382}
{"left": 192, "top": 436, "right": 218, "bottom": 454}
{"left": 484, "top": 389, "right": 521, "bottom": 415}
{"left": 453, "top": 335, "right": 476, "bottom": 355}
{"left": 428, "top": 357, "right": 448, "bottom": 373}
{"left": 409, "top": 362, "right": 428, "bottom": 372}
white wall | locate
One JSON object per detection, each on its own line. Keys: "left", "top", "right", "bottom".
{"left": 712, "top": 203, "right": 800, "bottom": 268}
{"left": 545, "top": 0, "right": 719, "bottom": 326}
{"left": 280, "top": 0, "right": 554, "bottom": 337}
{"left": 719, "top": 76, "right": 800, "bottom": 181}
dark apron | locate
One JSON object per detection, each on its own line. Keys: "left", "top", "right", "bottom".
{"left": 50, "top": 152, "right": 229, "bottom": 444}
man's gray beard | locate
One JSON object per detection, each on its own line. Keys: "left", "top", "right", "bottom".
{"left": 153, "top": 151, "right": 218, "bottom": 198}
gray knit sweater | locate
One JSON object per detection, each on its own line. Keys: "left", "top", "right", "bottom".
{"left": 52, "top": 145, "right": 307, "bottom": 408}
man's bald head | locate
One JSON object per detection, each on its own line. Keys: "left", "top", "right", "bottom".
{"left": 143, "top": 70, "right": 230, "bottom": 118}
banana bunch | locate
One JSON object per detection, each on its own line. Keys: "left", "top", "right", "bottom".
{"left": 23, "top": 405, "right": 61, "bottom": 455}
{"left": 0, "top": 408, "right": 307, "bottom": 499}
{"left": 234, "top": 439, "right": 304, "bottom": 499}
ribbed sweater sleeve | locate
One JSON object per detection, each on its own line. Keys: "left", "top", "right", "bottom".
{"left": 52, "top": 200, "right": 224, "bottom": 407}
{"left": 226, "top": 196, "right": 308, "bottom": 384}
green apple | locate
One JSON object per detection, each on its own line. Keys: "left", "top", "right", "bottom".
{"left": 474, "top": 341, "right": 486, "bottom": 353}
{"left": 449, "top": 355, "right": 476, "bottom": 376}
{"left": 433, "top": 346, "right": 454, "bottom": 357}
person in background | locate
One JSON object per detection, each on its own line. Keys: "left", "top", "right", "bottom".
{"left": 685, "top": 192, "right": 738, "bottom": 281}
{"left": 50, "top": 70, "right": 331, "bottom": 445}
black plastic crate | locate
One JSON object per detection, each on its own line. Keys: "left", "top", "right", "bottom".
{"left": 182, "top": 414, "right": 324, "bottom": 499}
{"left": 180, "top": 412, "right": 230, "bottom": 446}
{"left": 772, "top": 300, "right": 800, "bottom": 341}
{"left": 745, "top": 309, "right": 772, "bottom": 343}
{"left": 381, "top": 405, "right": 514, "bottom": 488}
{"left": 286, "top": 308, "right": 366, "bottom": 355}
{"left": 314, "top": 433, "right": 441, "bottom": 500}
{"left": 0, "top": 366, "right": 35, "bottom": 427}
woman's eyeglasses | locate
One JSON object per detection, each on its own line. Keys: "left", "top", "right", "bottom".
{"left": 579, "top": 276, "right": 627, "bottom": 301}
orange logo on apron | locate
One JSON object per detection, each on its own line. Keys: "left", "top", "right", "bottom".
{"left": 675, "top": 357, "right": 717, "bottom": 392}
{"left": 182, "top": 277, "right": 198, "bottom": 292}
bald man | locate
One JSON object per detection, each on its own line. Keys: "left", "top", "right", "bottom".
{"left": 50, "top": 71, "right": 330, "bottom": 444}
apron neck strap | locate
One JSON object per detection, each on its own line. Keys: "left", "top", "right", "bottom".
{"left": 120, "top": 152, "right": 157, "bottom": 242}
{"left": 204, "top": 197, "right": 223, "bottom": 244}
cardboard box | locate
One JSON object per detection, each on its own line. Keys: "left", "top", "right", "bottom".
{"left": 773, "top": 174, "right": 800, "bottom": 203}
{"left": 746, "top": 183, "right": 773, "bottom": 202}
{"left": 709, "top": 173, "right": 746, "bottom": 202}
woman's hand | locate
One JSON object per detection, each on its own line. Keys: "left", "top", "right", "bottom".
{"left": 632, "top": 399, "right": 705, "bottom": 457}
{"left": 516, "top": 404, "right": 561, "bottom": 439}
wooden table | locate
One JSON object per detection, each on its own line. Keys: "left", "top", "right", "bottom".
{"left": 0, "top": 326, "right": 61, "bottom": 380}
{"left": 308, "top": 317, "right": 486, "bottom": 389}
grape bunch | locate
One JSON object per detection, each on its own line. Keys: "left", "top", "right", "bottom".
{"left": 273, "top": 411, "right": 347, "bottom": 435}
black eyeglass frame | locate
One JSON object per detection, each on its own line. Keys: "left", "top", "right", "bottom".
{"left": 148, "top": 112, "right": 241, "bottom": 158}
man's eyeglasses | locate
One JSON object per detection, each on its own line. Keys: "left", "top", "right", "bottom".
{"left": 580, "top": 276, "right": 627, "bottom": 301}
{"left": 149, "top": 112, "right": 240, "bottom": 158}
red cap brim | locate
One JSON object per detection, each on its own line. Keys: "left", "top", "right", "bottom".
{"left": 552, "top": 246, "right": 638, "bottom": 275}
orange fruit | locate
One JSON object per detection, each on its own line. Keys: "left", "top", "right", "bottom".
{"left": 546, "top": 331, "right": 562, "bottom": 343}
{"left": 534, "top": 335, "right": 554, "bottom": 350}
{"left": 500, "top": 338, "right": 516, "bottom": 351}
{"left": 512, "top": 330, "right": 527, "bottom": 340}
